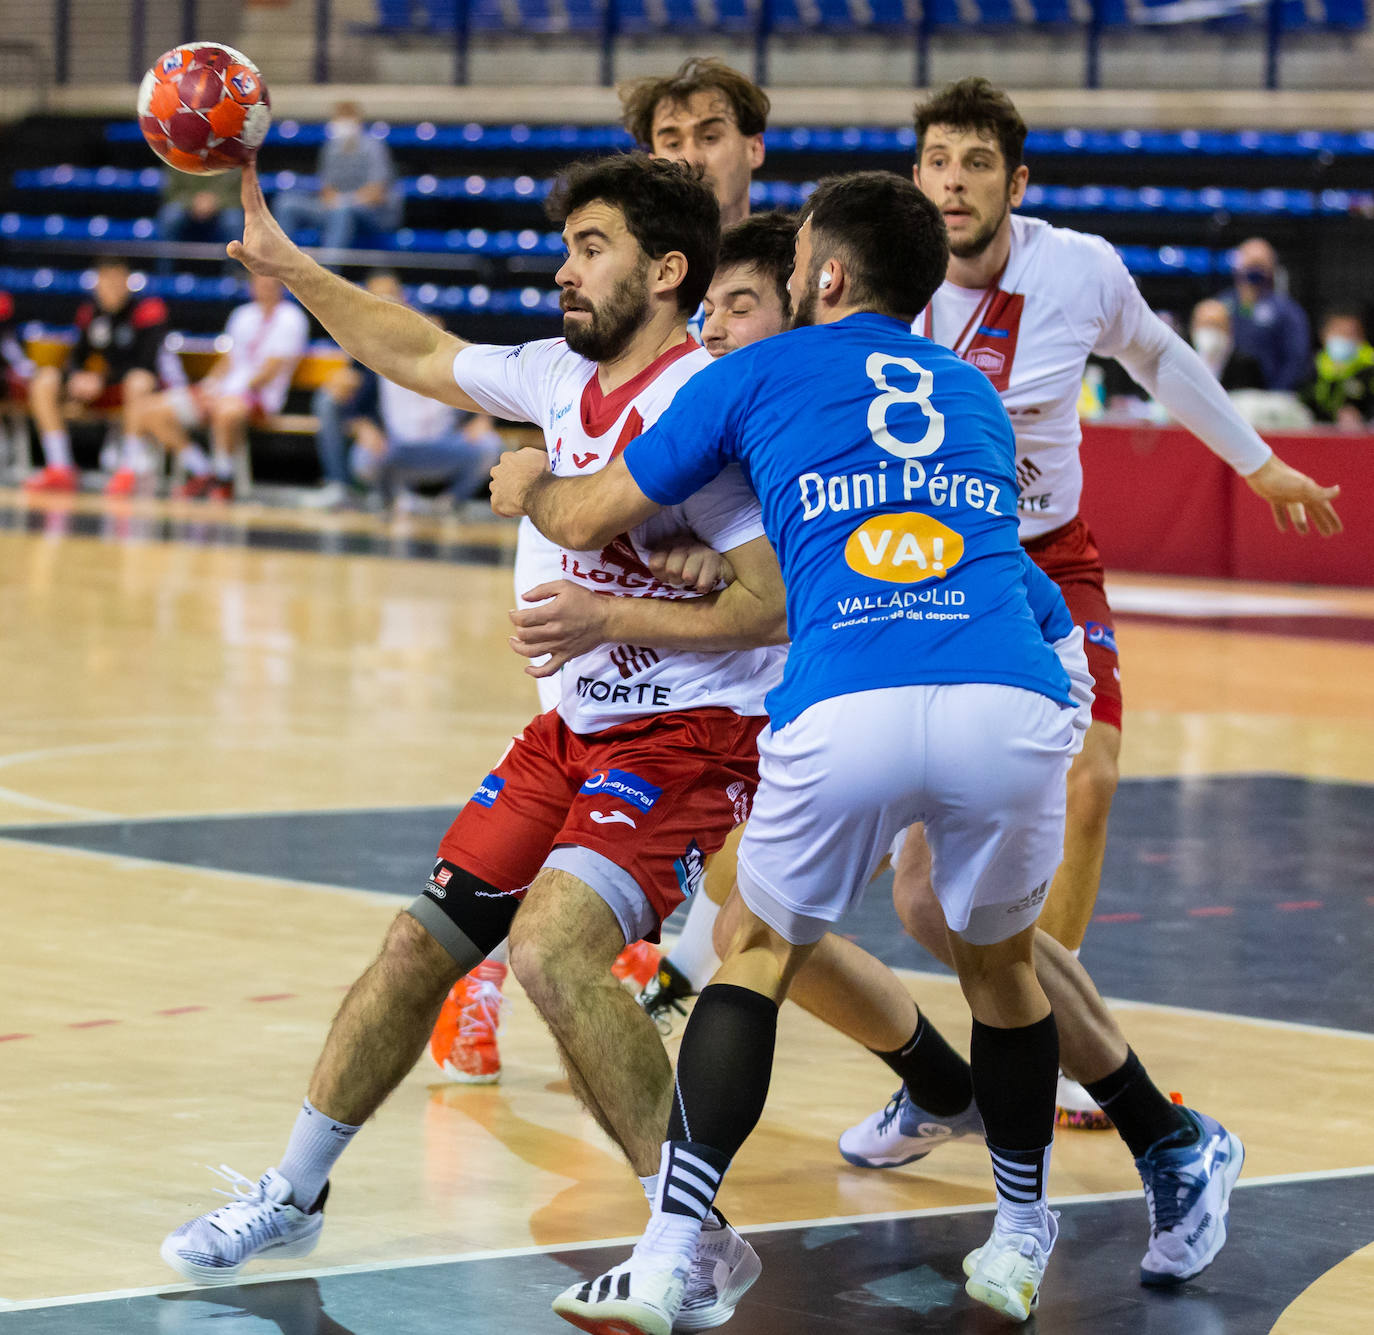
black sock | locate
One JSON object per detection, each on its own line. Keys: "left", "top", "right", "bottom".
{"left": 873, "top": 1010, "right": 973, "bottom": 1117}
{"left": 970, "top": 1013, "right": 1058, "bottom": 1151}
{"left": 668, "top": 983, "right": 778, "bottom": 1160}
{"left": 1084, "top": 1049, "right": 1192, "bottom": 1159}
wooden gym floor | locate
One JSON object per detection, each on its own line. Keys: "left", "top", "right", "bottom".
{"left": 0, "top": 489, "right": 1370, "bottom": 1333}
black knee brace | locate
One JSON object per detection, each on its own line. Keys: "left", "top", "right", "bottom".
{"left": 407, "top": 858, "right": 523, "bottom": 970}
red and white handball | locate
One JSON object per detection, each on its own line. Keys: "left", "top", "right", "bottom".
{"left": 137, "top": 43, "right": 270, "bottom": 175}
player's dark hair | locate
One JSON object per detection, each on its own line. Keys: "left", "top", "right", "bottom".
{"left": 546, "top": 153, "right": 720, "bottom": 314}
{"left": 800, "top": 172, "right": 948, "bottom": 324}
{"left": 717, "top": 211, "right": 796, "bottom": 317}
{"left": 619, "top": 56, "right": 770, "bottom": 148}
{"left": 913, "top": 76, "right": 1028, "bottom": 179}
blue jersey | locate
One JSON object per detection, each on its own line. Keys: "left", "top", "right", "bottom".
{"left": 623, "top": 312, "right": 1074, "bottom": 729}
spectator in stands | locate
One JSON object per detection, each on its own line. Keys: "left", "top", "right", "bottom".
{"left": 22, "top": 256, "right": 175, "bottom": 496}
{"left": 273, "top": 101, "right": 401, "bottom": 250}
{"left": 619, "top": 57, "right": 768, "bottom": 229}
{"left": 134, "top": 273, "right": 309, "bottom": 501}
{"left": 156, "top": 168, "right": 244, "bottom": 275}
{"left": 1218, "top": 237, "right": 1312, "bottom": 391}
{"left": 305, "top": 274, "right": 503, "bottom": 511}
{"left": 1, "top": 289, "right": 35, "bottom": 397}
{"left": 1302, "top": 309, "right": 1374, "bottom": 430}
{"left": 1190, "top": 298, "right": 1266, "bottom": 391}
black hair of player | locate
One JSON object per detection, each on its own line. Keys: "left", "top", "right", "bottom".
{"left": 717, "top": 211, "right": 796, "bottom": 318}
{"left": 913, "top": 76, "right": 1028, "bottom": 181}
{"left": 619, "top": 57, "right": 770, "bottom": 148}
{"left": 546, "top": 153, "right": 720, "bottom": 315}
{"left": 800, "top": 172, "right": 948, "bottom": 325}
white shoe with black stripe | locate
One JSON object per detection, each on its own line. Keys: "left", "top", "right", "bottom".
{"left": 676, "top": 1213, "right": 762, "bottom": 1331}
{"left": 552, "top": 1248, "right": 690, "bottom": 1335}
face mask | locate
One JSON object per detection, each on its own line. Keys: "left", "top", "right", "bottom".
{"left": 1324, "top": 335, "right": 1359, "bottom": 364}
{"left": 1192, "top": 327, "right": 1231, "bottom": 366}
{"left": 1239, "top": 267, "right": 1272, "bottom": 290}
{"left": 328, "top": 117, "right": 361, "bottom": 142}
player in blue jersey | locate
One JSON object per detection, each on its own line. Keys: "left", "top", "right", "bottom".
{"left": 492, "top": 171, "right": 1181, "bottom": 1328}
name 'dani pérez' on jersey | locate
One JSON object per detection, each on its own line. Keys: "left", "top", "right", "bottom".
{"left": 800, "top": 353, "right": 1009, "bottom": 632}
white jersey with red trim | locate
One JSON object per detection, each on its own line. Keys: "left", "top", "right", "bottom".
{"left": 454, "top": 336, "right": 784, "bottom": 734}
{"left": 216, "top": 299, "right": 310, "bottom": 413}
{"left": 915, "top": 214, "right": 1152, "bottom": 540}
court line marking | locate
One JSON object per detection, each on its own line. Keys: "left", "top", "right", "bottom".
{"left": 0, "top": 835, "right": 400, "bottom": 907}
{"left": 0, "top": 800, "right": 463, "bottom": 832}
{"left": 6, "top": 1164, "right": 1371, "bottom": 1311}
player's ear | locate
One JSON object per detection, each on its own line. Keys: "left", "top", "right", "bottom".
{"left": 747, "top": 133, "right": 765, "bottom": 172}
{"left": 653, "top": 250, "right": 689, "bottom": 302}
{"left": 1009, "top": 163, "right": 1030, "bottom": 208}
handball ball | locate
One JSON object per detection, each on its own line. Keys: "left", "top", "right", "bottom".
{"left": 137, "top": 43, "right": 270, "bottom": 175}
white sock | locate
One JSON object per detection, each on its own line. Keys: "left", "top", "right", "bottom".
{"left": 1071, "top": 947, "right": 1081, "bottom": 958}
{"left": 638, "top": 1173, "right": 659, "bottom": 1205}
{"left": 40, "top": 429, "right": 72, "bottom": 469}
{"left": 120, "top": 434, "right": 152, "bottom": 474}
{"left": 180, "top": 444, "right": 210, "bottom": 477}
{"left": 277, "top": 1098, "right": 362, "bottom": 1210}
{"left": 487, "top": 939, "right": 510, "bottom": 964}
{"left": 212, "top": 448, "right": 235, "bottom": 480}
{"left": 667, "top": 894, "right": 721, "bottom": 990}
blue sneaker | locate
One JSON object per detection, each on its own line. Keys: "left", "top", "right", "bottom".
{"left": 838, "top": 1086, "right": 985, "bottom": 1169}
{"left": 1136, "top": 1108, "right": 1244, "bottom": 1286}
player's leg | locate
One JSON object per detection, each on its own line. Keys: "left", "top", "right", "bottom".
{"left": 509, "top": 867, "right": 674, "bottom": 1172}
{"left": 637, "top": 823, "right": 743, "bottom": 1033}
{"left": 1035, "top": 719, "right": 1121, "bottom": 949}
{"left": 106, "top": 368, "right": 158, "bottom": 494}
{"left": 23, "top": 365, "right": 77, "bottom": 489}
{"left": 207, "top": 392, "right": 251, "bottom": 498}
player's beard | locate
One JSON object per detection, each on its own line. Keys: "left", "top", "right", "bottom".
{"left": 947, "top": 190, "right": 1013, "bottom": 260}
{"left": 789, "top": 257, "right": 822, "bottom": 329}
{"left": 562, "top": 258, "right": 652, "bottom": 362}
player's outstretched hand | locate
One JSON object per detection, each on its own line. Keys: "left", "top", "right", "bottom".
{"left": 226, "top": 161, "right": 305, "bottom": 280}
{"left": 1244, "top": 455, "right": 1342, "bottom": 537}
{"left": 490, "top": 446, "right": 551, "bottom": 518}
{"left": 647, "top": 540, "right": 735, "bottom": 595}
{"left": 509, "top": 580, "right": 609, "bottom": 676}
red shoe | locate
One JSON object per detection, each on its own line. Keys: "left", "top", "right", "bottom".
{"left": 429, "top": 960, "right": 506, "bottom": 1083}
{"left": 207, "top": 478, "right": 236, "bottom": 502}
{"left": 104, "top": 468, "right": 146, "bottom": 497}
{"left": 612, "top": 939, "right": 661, "bottom": 990}
{"left": 22, "top": 465, "right": 78, "bottom": 493}
{"left": 174, "top": 474, "right": 214, "bottom": 499}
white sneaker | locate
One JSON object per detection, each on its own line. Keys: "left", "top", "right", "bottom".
{"left": 838, "top": 1087, "right": 985, "bottom": 1168}
{"left": 160, "top": 1166, "right": 325, "bottom": 1284}
{"left": 676, "top": 1213, "right": 762, "bottom": 1331}
{"left": 299, "top": 481, "right": 351, "bottom": 511}
{"left": 1136, "top": 1108, "right": 1245, "bottom": 1286}
{"left": 962, "top": 1210, "right": 1058, "bottom": 1323}
{"left": 552, "top": 1246, "right": 689, "bottom": 1335}
{"left": 1055, "top": 1071, "right": 1113, "bottom": 1130}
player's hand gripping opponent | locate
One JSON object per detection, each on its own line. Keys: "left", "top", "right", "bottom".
{"left": 227, "top": 162, "right": 308, "bottom": 282}
{"left": 1243, "top": 455, "right": 1343, "bottom": 537}
{"left": 489, "top": 446, "right": 551, "bottom": 518}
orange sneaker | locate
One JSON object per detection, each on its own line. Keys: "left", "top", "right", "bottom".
{"left": 22, "top": 465, "right": 78, "bottom": 493}
{"left": 104, "top": 468, "right": 146, "bottom": 497}
{"left": 612, "top": 939, "right": 661, "bottom": 990}
{"left": 207, "top": 478, "right": 236, "bottom": 502}
{"left": 429, "top": 960, "right": 506, "bottom": 1084}
{"left": 174, "top": 474, "right": 214, "bottom": 499}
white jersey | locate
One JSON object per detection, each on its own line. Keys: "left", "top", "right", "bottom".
{"left": 454, "top": 337, "right": 784, "bottom": 734}
{"left": 216, "top": 299, "right": 310, "bottom": 413}
{"left": 916, "top": 214, "right": 1152, "bottom": 540}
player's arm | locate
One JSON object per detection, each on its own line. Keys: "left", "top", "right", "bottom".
{"left": 509, "top": 534, "right": 787, "bottom": 675}
{"left": 228, "top": 163, "right": 481, "bottom": 412}
{"left": 1113, "top": 306, "right": 1341, "bottom": 537}
{"left": 246, "top": 355, "right": 289, "bottom": 392}
{"left": 491, "top": 450, "right": 661, "bottom": 550}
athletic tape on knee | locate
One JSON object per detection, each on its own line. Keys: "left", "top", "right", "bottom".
{"left": 407, "top": 858, "right": 523, "bottom": 966}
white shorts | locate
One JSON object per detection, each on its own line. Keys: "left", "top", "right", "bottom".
{"left": 736, "top": 683, "right": 1074, "bottom": 947}
{"left": 515, "top": 516, "right": 563, "bottom": 714}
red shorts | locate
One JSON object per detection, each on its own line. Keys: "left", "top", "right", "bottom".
{"left": 1024, "top": 517, "right": 1122, "bottom": 731}
{"left": 437, "top": 707, "right": 765, "bottom": 940}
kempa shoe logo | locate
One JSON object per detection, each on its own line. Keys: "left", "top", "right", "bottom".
{"left": 1185, "top": 1212, "right": 1213, "bottom": 1247}
{"left": 917, "top": 1122, "right": 954, "bottom": 1138}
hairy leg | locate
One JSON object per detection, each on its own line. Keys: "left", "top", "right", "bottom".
{"left": 509, "top": 868, "right": 673, "bottom": 1175}
{"left": 306, "top": 909, "right": 463, "bottom": 1124}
